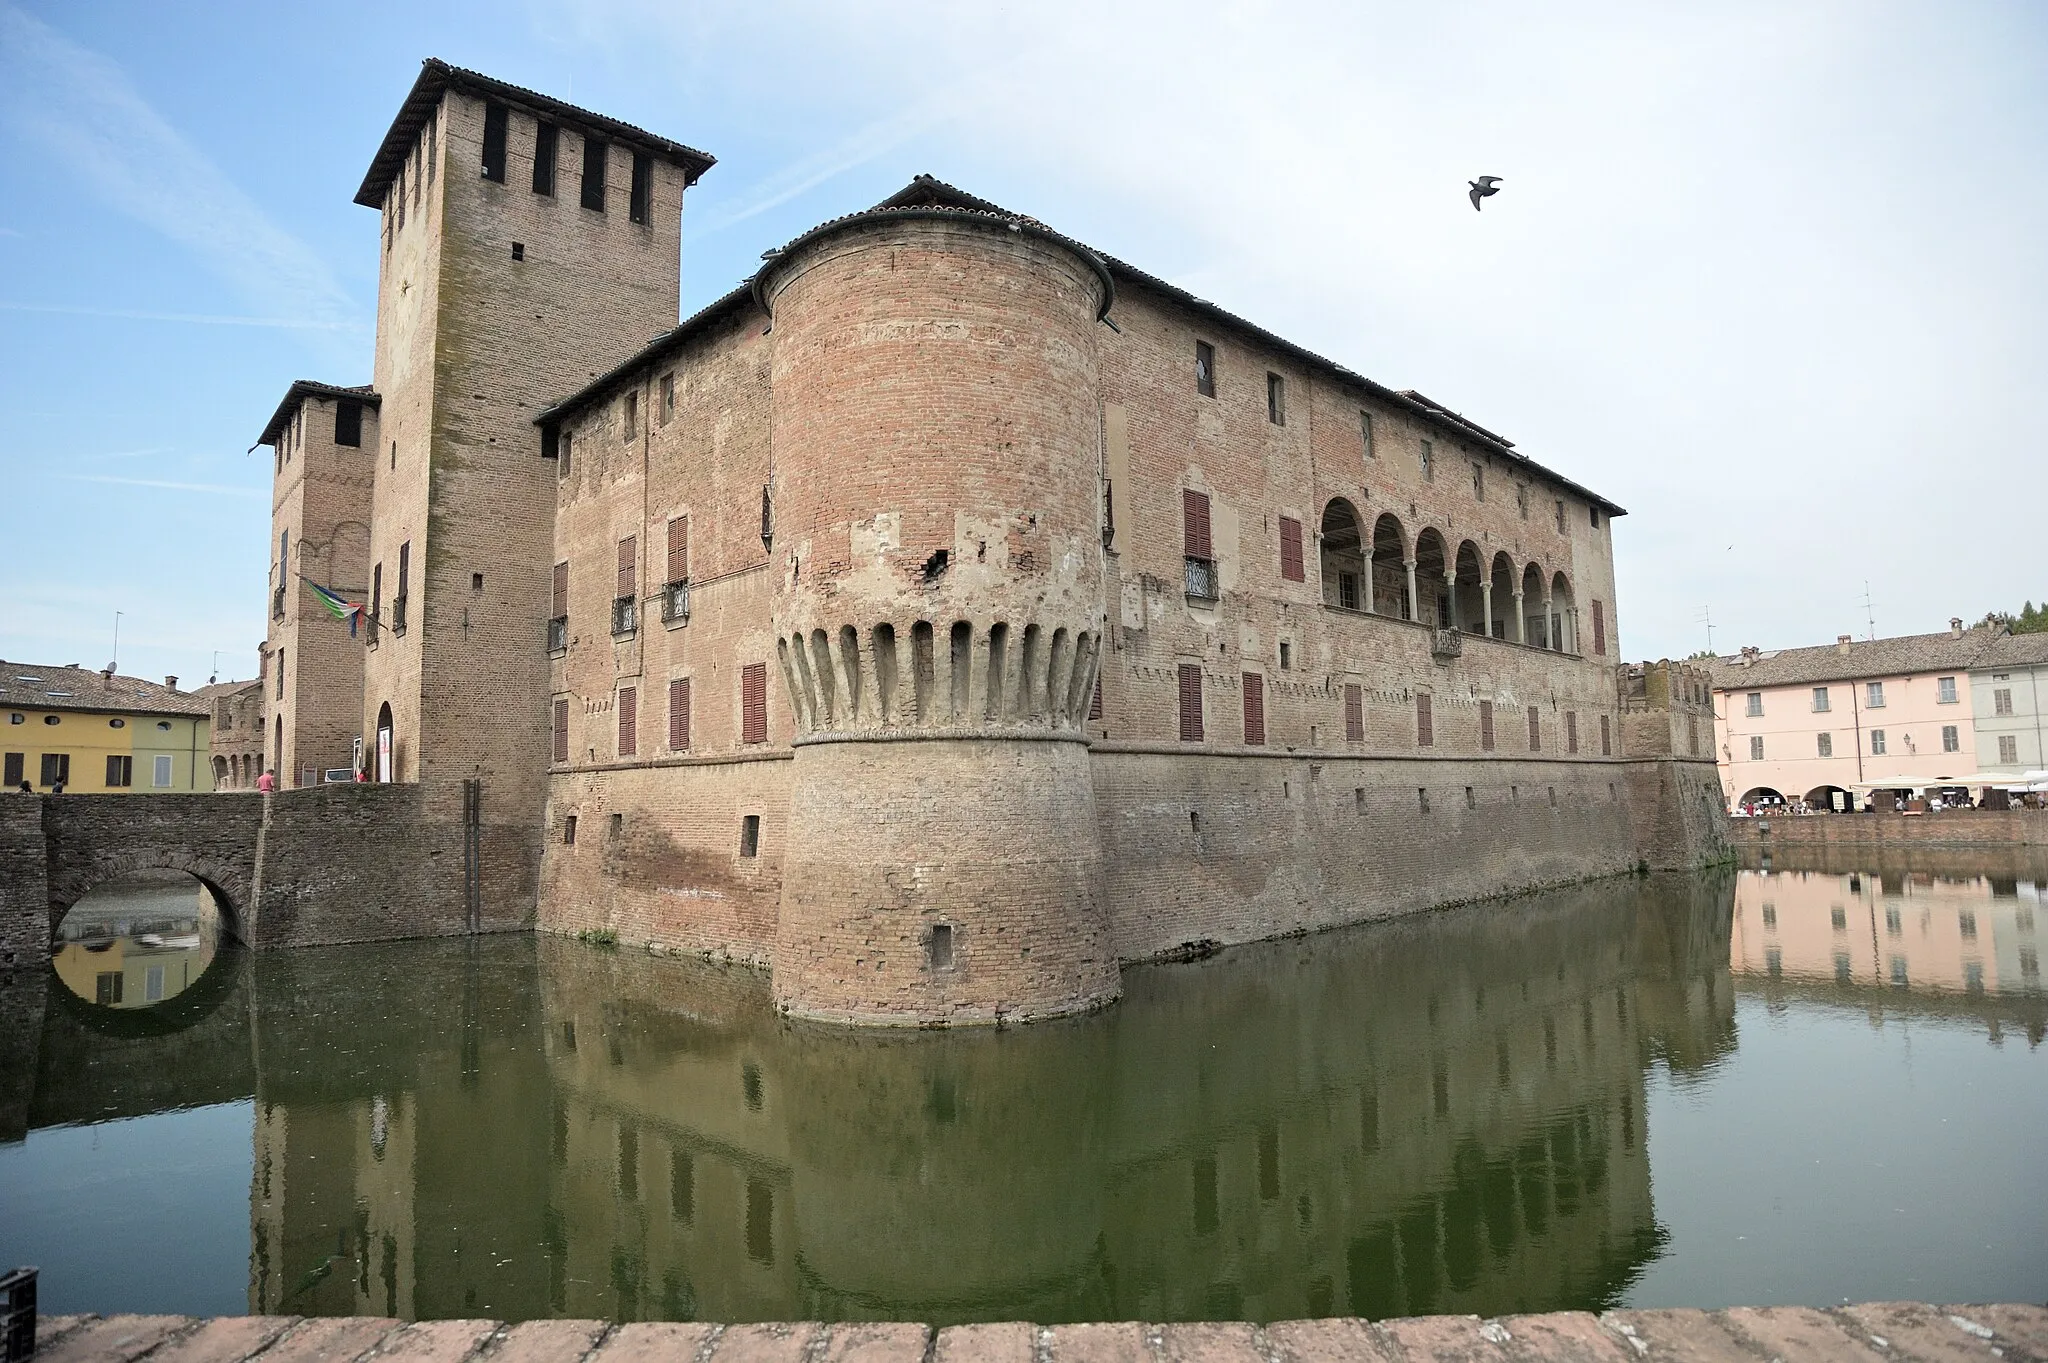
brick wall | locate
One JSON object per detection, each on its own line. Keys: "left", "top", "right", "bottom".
{"left": 250, "top": 782, "right": 536, "bottom": 947}
{"left": 1732, "top": 808, "right": 2048, "bottom": 851}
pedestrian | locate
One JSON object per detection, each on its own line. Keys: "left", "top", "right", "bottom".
{"left": 15, "top": 781, "right": 30, "bottom": 794}
{"left": 51, "top": 781, "right": 64, "bottom": 795}
{"left": 256, "top": 768, "right": 277, "bottom": 794}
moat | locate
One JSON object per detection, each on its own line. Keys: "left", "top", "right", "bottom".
{"left": 3, "top": 857, "right": 2044, "bottom": 1326}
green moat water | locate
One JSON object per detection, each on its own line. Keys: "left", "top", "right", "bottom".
{"left": 3, "top": 859, "right": 2045, "bottom": 1324}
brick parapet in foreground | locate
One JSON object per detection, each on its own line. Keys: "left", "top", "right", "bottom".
{"left": 27, "top": 1305, "right": 2048, "bottom": 1363}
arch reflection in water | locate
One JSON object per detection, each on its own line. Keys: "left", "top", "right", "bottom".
{"left": 50, "top": 871, "right": 225, "bottom": 1008}
{"left": 240, "top": 873, "right": 1735, "bottom": 1325}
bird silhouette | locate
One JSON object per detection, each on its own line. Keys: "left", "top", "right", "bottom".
{"left": 1468, "top": 176, "right": 1503, "bottom": 211}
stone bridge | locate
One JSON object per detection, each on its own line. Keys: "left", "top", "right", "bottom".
{"left": 0, "top": 784, "right": 537, "bottom": 972}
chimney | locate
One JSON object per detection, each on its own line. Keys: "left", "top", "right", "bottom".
{"left": 1836, "top": 634, "right": 1853, "bottom": 655}
{"left": 1950, "top": 617, "right": 1964, "bottom": 638}
{"left": 164, "top": 675, "right": 178, "bottom": 690}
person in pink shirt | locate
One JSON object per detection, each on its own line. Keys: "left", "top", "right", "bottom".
{"left": 256, "top": 768, "right": 277, "bottom": 794}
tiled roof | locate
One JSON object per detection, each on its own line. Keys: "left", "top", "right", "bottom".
{"left": 533, "top": 174, "right": 1629, "bottom": 517}
{"left": 186, "top": 679, "right": 261, "bottom": 704}
{"left": 256, "top": 380, "right": 378, "bottom": 448}
{"left": 355, "top": 59, "right": 715, "bottom": 209}
{"left": 0, "top": 663, "right": 210, "bottom": 717}
{"left": 1971, "top": 630, "right": 2048, "bottom": 670}
{"left": 1706, "top": 626, "right": 2000, "bottom": 691}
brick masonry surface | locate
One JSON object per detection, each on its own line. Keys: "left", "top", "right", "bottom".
{"left": 24, "top": 1305, "right": 2048, "bottom": 1363}
{"left": 1732, "top": 809, "right": 2048, "bottom": 850}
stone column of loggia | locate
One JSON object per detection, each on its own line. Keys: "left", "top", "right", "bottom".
{"left": 758, "top": 207, "right": 1121, "bottom": 1026}
{"left": 1513, "top": 588, "right": 1527, "bottom": 644}
{"left": 1404, "top": 557, "right": 1418, "bottom": 624}
{"left": 1481, "top": 580, "right": 1494, "bottom": 640}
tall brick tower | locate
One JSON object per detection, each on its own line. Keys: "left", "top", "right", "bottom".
{"left": 759, "top": 208, "right": 1121, "bottom": 1024}
{"left": 354, "top": 62, "right": 711, "bottom": 900}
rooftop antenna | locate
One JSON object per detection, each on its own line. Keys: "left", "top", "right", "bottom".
{"left": 1696, "top": 604, "right": 1715, "bottom": 654}
{"left": 108, "top": 610, "right": 122, "bottom": 673}
{"left": 1862, "top": 581, "right": 1878, "bottom": 641}
{"left": 210, "top": 650, "right": 220, "bottom": 686}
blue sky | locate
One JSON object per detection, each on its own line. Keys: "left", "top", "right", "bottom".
{"left": 2, "top": 0, "right": 2043, "bottom": 687}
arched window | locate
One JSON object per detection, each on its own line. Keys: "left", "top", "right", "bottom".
{"left": 1319, "top": 499, "right": 1366, "bottom": 610}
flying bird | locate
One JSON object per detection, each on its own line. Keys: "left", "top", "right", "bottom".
{"left": 1468, "top": 176, "right": 1503, "bottom": 211}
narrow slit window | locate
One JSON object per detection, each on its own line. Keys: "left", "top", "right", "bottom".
{"left": 1195, "top": 340, "right": 1216, "bottom": 397}
{"left": 581, "top": 135, "right": 607, "bottom": 212}
{"left": 481, "top": 103, "right": 508, "bottom": 182}
{"left": 739, "top": 814, "right": 760, "bottom": 858}
{"left": 629, "top": 151, "right": 653, "bottom": 224}
{"left": 1267, "top": 372, "right": 1286, "bottom": 425}
{"left": 532, "top": 122, "right": 558, "bottom": 195}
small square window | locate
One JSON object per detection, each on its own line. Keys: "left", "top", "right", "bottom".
{"left": 510, "top": 242, "right": 525, "bottom": 261}
{"left": 564, "top": 814, "right": 578, "bottom": 845}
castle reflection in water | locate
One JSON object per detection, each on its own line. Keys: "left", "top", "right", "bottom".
{"left": 12, "top": 860, "right": 2045, "bottom": 1324}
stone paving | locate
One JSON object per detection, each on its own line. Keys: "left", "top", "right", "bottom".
{"left": 24, "top": 1306, "right": 2048, "bottom": 1363}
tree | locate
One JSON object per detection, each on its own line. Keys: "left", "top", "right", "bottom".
{"left": 1979, "top": 601, "right": 2048, "bottom": 634}
{"left": 1685, "top": 648, "right": 1718, "bottom": 660}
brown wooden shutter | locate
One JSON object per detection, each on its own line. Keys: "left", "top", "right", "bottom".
{"left": 1089, "top": 675, "right": 1103, "bottom": 720}
{"left": 617, "top": 537, "right": 636, "bottom": 596}
{"left": 669, "top": 677, "right": 691, "bottom": 751}
{"left": 1591, "top": 600, "right": 1606, "bottom": 656}
{"left": 1242, "top": 673, "right": 1266, "bottom": 745}
{"left": 1344, "top": 684, "right": 1363, "bottom": 742}
{"left": 1567, "top": 711, "right": 1579, "bottom": 754}
{"left": 1528, "top": 705, "right": 1541, "bottom": 751}
{"left": 552, "top": 698, "right": 569, "bottom": 763}
{"left": 1601, "top": 714, "right": 1612, "bottom": 756}
{"left": 1183, "top": 490, "right": 1212, "bottom": 559}
{"left": 1416, "top": 692, "right": 1433, "bottom": 747}
{"left": 666, "top": 517, "right": 689, "bottom": 584}
{"left": 552, "top": 561, "right": 568, "bottom": 619}
{"left": 617, "top": 686, "right": 637, "bottom": 756}
{"left": 1278, "top": 516, "right": 1304, "bottom": 582}
{"left": 1480, "top": 699, "right": 1495, "bottom": 751}
{"left": 741, "top": 663, "right": 768, "bottom": 744}
{"left": 1178, "top": 663, "right": 1204, "bottom": 742}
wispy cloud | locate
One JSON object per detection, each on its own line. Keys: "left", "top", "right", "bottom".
{"left": 691, "top": 93, "right": 971, "bottom": 237}
{"left": 0, "top": 6, "right": 356, "bottom": 331}
{"left": 0, "top": 301, "right": 363, "bottom": 330}
{"left": 65, "top": 474, "right": 265, "bottom": 498}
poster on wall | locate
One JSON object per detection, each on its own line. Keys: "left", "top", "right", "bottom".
{"left": 376, "top": 726, "right": 392, "bottom": 783}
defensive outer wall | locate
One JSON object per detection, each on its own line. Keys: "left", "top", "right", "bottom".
{"left": 22, "top": 1304, "right": 2048, "bottom": 1363}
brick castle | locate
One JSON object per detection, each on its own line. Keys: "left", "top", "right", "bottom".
{"left": 255, "top": 59, "right": 1725, "bottom": 1025}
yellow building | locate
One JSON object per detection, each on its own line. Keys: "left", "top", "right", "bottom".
{"left": 2, "top": 661, "right": 214, "bottom": 793}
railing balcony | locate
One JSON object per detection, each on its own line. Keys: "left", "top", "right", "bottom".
{"left": 660, "top": 579, "right": 691, "bottom": 624}
{"left": 611, "top": 595, "right": 637, "bottom": 637}
{"left": 271, "top": 587, "right": 286, "bottom": 621}
{"left": 391, "top": 595, "right": 408, "bottom": 635}
{"left": 546, "top": 616, "right": 568, "bottom": 653}
{"left": 1184, "top": 556, "right": 1218, "bottom": 601}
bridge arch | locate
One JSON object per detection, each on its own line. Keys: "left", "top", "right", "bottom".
{"left": 47, "top": 850, "right": 250, "bottom": 946}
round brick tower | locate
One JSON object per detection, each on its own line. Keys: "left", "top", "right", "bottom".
{"left": 758, "top": 207, "right": 1120, "bottom": 1025}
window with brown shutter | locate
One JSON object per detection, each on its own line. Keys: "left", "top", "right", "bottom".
{"left": 1416, "top": 692, "right": 1433, "bottom": 747}
{"left": 1344, "top": 684, "right": 1363, "bottom": 742}
{"left": 552, "top": 698, "right": 569, "bottom": 763}
{"left": 666, "top": 517, "right": 688, "bottom": 583}
{"left": 1528, "top": 706, "right": 1541, "bottom": 751}
{"left": 549, "top": 561, "right": 569, "bottom": 651}
{"left": 1183, "top": 490, "right": 1212, "bottom": 558}
{"left": 669, "top": 677, "right": 691, "bottom": 751}
{"left": 1480, "top": 699, "right": 1495, "bottom": 751}
{"left": 1183, "top": 490, "right": 1216, "bottom": 599}
{"left": 1591, "top": 600, "right": 1606, "bottom": 656}
{"left": 1600, "top": 714, "right": 1612, "bottom": 756}
{"left": 1567, "top": 710, "right": 1579, "bottom": 754}
{"left": 1178, "top": 663, "right": 1204, "bottom": 742}
{"left": 741, "top": 663, "right": 768, "bottom": 744}
{"left": 1278, "top": 516, "right": 1304, "bottom": 583}
{"left": 1242, "top": 673, "right": 1266, "bottom": 745}
{"left": 617, "top": 537, "right": 636, "bottom": 596}
{"left": 617, "top": 686, "right": 637, "bottom": 756}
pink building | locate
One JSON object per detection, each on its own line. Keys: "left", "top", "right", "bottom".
{"left": 1709, "top": 620, "right": 1996, "bottom": 812}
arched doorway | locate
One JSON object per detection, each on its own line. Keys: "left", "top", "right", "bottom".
{"left": 1521, "top": 562, "right": 1548, "bottom": 647}
{"left": 1550, "top": 571, "right": 1577, "bottom": 653}
{"left": 375, "top": 702, "right": 394, "bottom": 782}
{"left": 1369, "top": 513, "right": 1408, "bottom": 619}
{"left": 1805, "top": 784, "right": 1853, "bottom": 814}
{"left": 1320, "top": 499, "right": 1367, "bottom": 609}
{"left": 1736, "top": 786, "right": 1786, "bottom": 812}
{"left": 1453, "top": 541, "right": 1486, "bottom": 635}
{"left": 1489, "top": 552, "right": 1516, "bottom": 641}
{"left": 1414, "top": 529, "right": 1450, "bottom": 629}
